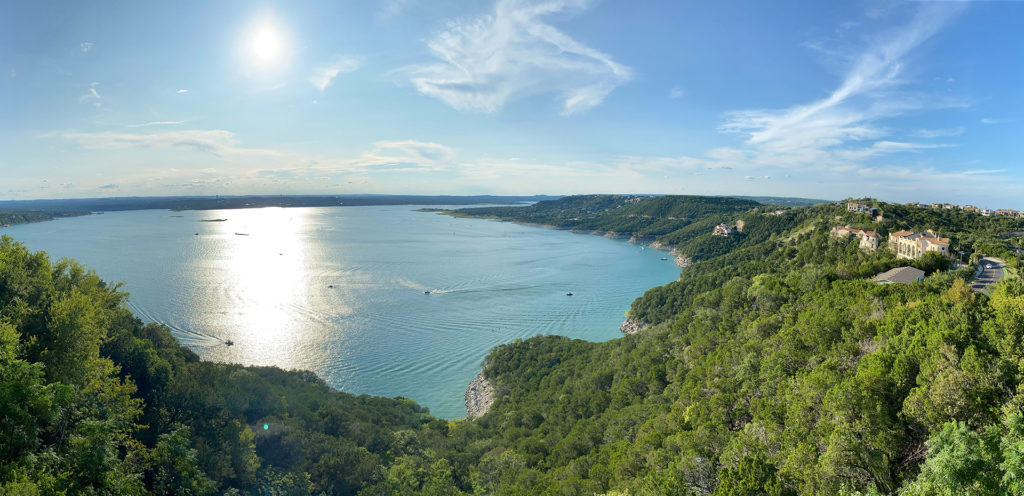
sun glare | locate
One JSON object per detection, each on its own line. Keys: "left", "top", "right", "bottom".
{"left": 251, "top": 26, "right": 281, "bottom": 63}
{"left": 242, "top": 16, "right": 288, "bottom": 71}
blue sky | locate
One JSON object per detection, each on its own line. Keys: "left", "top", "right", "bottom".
{"left": 2, "top": 0, "right": 1023, "bottom": 207}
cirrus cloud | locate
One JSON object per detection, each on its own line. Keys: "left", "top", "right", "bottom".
{"left": 405, "top": 0, "right": 631, "bottom": 115}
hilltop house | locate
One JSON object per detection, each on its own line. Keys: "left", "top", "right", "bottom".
{"left": 831, "top": 226, "right": 879, "bottom": 251}
{"left": 888, "top": 231, "right": 951, "bottom": 260}
{"left": 873, "top": 266, "right": 926, "bottom": 284}
{"left": 712, "top": 223, "right": 736, "bottom": 237}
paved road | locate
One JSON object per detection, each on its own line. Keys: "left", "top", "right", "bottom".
{"left": 972, "top": 257, "right": 1006, "bottom": 293}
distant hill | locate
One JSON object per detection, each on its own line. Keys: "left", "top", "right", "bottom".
{"left": 0, "top": 209, "right": 90, "bottom": 226}
{"left": 448, "top": 194, "right": 769, "bottom": 261}
{"left": 732, "top": 195, "right": 832, "bottom": 206}
{"left": 0, "top": 194, "right": 561, "bottom": 212}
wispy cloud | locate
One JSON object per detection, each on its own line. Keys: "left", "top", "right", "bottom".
{"left": 80, "top": 42, "right": 93, "bottom": 53}
{"left": 176, "top": 89, "right": 189, "bottom": 94}
{"left": 980, "top": 118, "right": 1001, "bottom": 125}
{"left": 126, "top": 121, "right": 185, "bottom": 128}
{"left": 366, "top": 140, "right": 454, "bottom": 163}
{"left": 912, "top": 127, "right": 965, "bottom": 138}
{"left": 405, "top": 0, "right": 631, "bottom": 115}
{"left": 309, "top": 55, "right": 361, "bottom": 92}
{"left": 834, "top": 140, "right": 954, "bottom": 161}
{"left": 591, "top": 4, "right": 1021, "bottom": 203}
{"left": 79, "top": 82, "right": 102, "bottom": 107}
{"left": 669, "top": 86, "right": 685, "bottom": 99}
{"left": 719, "top": 3, "right": 966, "bottom": 163}
{"left": 380, "top": 0, "right": 412, "bottom": 17}
{"left": 60, "top": 129, "right": 279, "bottom": 158}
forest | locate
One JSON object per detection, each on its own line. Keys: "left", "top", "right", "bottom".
{"left": 0, "top": 210, "right": 90, "bottom": 227}
{"left": 3, "top": 195, "right": 1024, "bottom": 495}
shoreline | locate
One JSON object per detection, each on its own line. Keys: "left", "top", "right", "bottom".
{"left": 446, "top": 213, "right": 685, "bottom": 256}
{"left": 465, "top": 371, "right": 495, "bottom": 419}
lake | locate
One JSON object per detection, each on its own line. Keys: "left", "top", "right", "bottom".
{"left": 4, "top": 206, "right": 680, "bottom": 418}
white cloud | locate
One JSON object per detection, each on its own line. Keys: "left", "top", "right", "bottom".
{"left": 309, "top": 55, "right": 361, "bottom": 92}
{"left": 719, "top": 3, "right": 966, "bottom": 162}
{"left": 912, "top": 127, "right": 965, "bottom": 138}
{"left": 980, "top": 118, "right": 1001, "bottom": 125}
{"left": 380, "top": 0, "right": 412, "bottom": 17}
{"left": 669, "top": 86, "right": 685, "bottom": 99}
{"left": 366, "top": 140, "right": 455, "bottom": 163}
{"left": 176, "top": 89, "right": 189, "bottom": 94}
{"left": 60, "top": 129, "right": 279, "bottom": 158}
{"left": 80, "top": 42, "right": 93, "bottom": 53}
{"left": 126, "top": 121, "right": 185, "bottom": 128}
{"left": 835, "top": 140, "right": 954, "bottom": 161}
{"left": 79, "top": 82, "right": 102, "bottom": 107}
{"left": 406, "top": 0, "right": 631, "bottom": 115}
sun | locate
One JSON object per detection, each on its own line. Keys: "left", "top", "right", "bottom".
{"left": 241, "top": 16, "right": 289, "bottom": 71}
{"left": 250, "top": 26, "right": 282, "bottom": 64}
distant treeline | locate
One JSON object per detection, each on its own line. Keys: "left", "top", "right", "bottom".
{"left": 0, "top": 210, "right": 90, "bottom": 226}
{"left": 0, "top": 195, "right": 560, "bottom": 212}
{"left": 731, "top": 195, "right": 831, "bottom": 207}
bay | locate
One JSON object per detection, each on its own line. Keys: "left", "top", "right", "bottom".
{"left": 3, "top": 206, "right": 680, "bottom": 418}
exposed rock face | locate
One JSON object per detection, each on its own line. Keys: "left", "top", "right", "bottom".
{"left": 619, "top": 317, "right": 651, "bottom": 335}
{"left": 629, "top": 236, "right": 656, "bottom": 244}
{"left": 674, "top": 255, "right": 692, "bottom": 268}
{"left": 465, "top": 372, "right": 495, "bottom": 419}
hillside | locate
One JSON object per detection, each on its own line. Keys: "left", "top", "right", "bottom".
{"left": 0, "top": 209, "right": 90, "bottom": 226}
{"left": 4, "top": 198, "right": 1024, "bottom": 494}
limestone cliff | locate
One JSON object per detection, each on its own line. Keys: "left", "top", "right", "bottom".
{"left": 619, "top": 317, "right": 651, "bottom": 335}
{"left": 465, "top": 371, "right": 495, "bottom": 419}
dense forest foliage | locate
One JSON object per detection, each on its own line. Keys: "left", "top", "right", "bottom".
{"left": 4, "top": 195, "right": 1024, "bottom": 494}
{"left": 451, "top": 195, "right": 763, "bottom": 245}
{"left": 0, "top": 210, "right": 90, "bottom": 226}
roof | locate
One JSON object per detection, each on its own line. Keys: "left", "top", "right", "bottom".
{"left": 834, "top": 226, "right": 877, "bottom": 236}
{"left": 921, "top": 236, "right": 950, "bottom": 245}
{"left": 890, "top": 230, "right": 914, "bottom": 238}
{"left": 873, "top": 266, "right": 926, "bottom": 284}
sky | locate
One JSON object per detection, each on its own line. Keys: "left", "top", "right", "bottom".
{"left": 1, "top": 0, "right": 1023, "bottom": 207}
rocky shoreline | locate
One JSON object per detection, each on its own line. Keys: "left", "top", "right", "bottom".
{"left": 449, "top": 215, "right": 692, "bottom": 265}
{"left": 465, "top": 371, "right": 495, "bottom": 419}
{"left": 619, "top": 317, "right": 651, "bottom": 335}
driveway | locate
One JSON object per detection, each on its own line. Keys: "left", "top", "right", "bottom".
{"left": 972, "top": 257, "right": 1006, "bottom": 293}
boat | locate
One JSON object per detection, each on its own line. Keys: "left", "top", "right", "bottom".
{"left": 328, "top": 285, "right": 334, "bottom": 289}
{"left": 566, "top": 292, "right": 574, "bottom": 296}
{"left": 235, "top": 232, "right": 249, "bottom": 236}
{"left": 424, "top": 290, "right": 431, "bottom": 294}
{"left": 194, "top": 232, "right": 199, "bottom": 236}
{"left": 224, "top": 340, "right": 234, "bottom": 346}
{"left": 660, "top": 257, "right": 668, "bottom": 260}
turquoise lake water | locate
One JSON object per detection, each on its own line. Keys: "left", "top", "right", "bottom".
{"left": 4, "top": 206, "right": 680, "bottom": 418}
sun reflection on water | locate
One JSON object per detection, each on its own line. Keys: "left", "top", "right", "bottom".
{"left": 211, "top": 208, "right": 308, "bottom": 364}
